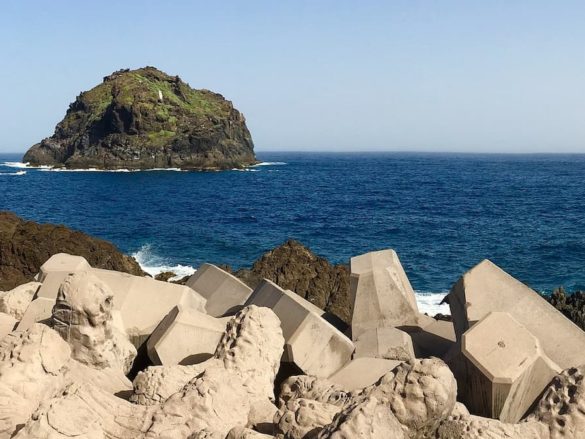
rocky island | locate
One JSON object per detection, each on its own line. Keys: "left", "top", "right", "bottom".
{"left": 23, "top": 67, "right": 256, "bottom": 170}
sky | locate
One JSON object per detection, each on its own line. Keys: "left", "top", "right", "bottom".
{"left": 0, "top": 1, "right": 584, "bottom": 153}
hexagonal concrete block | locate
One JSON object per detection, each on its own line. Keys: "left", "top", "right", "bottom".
{"left": 329, "top": 357, "right": 402, "bottom": 391}
{"left": 354, "top": 327, "right": 415, "bottom": 361}
{"left": 408, "top": 318, "right": 456, "bottom": 359}
{"left": 38, "top": 253, "right": 91, "bottom": 282}
{"left": 447, "top": 259, "right": 585, "bottom": 370}
{"left": 350, "top": 249, "right": 420, "bottom": 340}
{"left": 147, "top": 304, "right": 228, "bottom": 365}
{"left": 461, "top": 311, "right": 560, "bottom": 422}
{"left": 245, "top": 279, "right": 354, "bottom": 378}
{"left": 186, "top": 263, "right": 253, "bottom": 317}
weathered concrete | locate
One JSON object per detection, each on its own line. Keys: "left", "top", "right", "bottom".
{"left": 37, "top": 253, "right": 91, "bottom": 282}
{"left": 461, "top": 312, "right": 560, "bottom": 422}
{"left": 17, "top": 296, "right": 55, "bottom": 330}
{"left": 447, "top": 259, "right": 585, "bottom": 370}
{"left": 0, "top": 281, "right": 40, "bottom": 320}
{"left": 0, "top": 312, "right": 17, "bottom": 341}
{"left": 186, "top": 263, "right": 253, "bottom": 316}
{"left": 246, "top": 279, "right": 354, "bottom": 377}
{"left": 407, "top": 318, "right": 456, "bottom": 359}
{"left": 354, "top": 327, "right": 415, "bottom": 361}
{"left": 147, "top": 304, "right": 227, "bottom": 365}
{"left": 329, "top": 357, "right": 402, "bottom": 391}
{"left": 350, "top": 249, "right": 420, "bottom": 340}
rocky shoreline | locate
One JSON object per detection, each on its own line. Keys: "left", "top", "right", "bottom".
{"left": 0, "top": 213, "right": 584, "bottom": 438}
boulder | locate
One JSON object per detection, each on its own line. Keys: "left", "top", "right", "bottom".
{"left": 328, "top": 357, "right": 402, "bottom": 391}
{"left": 186, "top": 263, "right": 253, "bottom": 316}
{"left": 0, "top": 211, "right": 144, "bottom": 291}
{"left": 354, "top": 327, "right": 415, "bottom": 362}
{"left": 275, "top": 398, "right": 340, "bottom": 439}
{"left": 0, "top": 324, "right": 71, "bottom": 438}
{"left": 132, "top": 305, "right": 284, "bottom": 405}
{"left": 317, "top": 397, "right": 406, "bottom": 439}
{"left": 147, "top": 304, "right": 227, "bottom": 365}
{"left": 245, "top": 279, "right": 354, "bottom": 378}
{"left": 31, "top": 254, "right": 207, "bottom": 347}
{"left": 0, "top": 281, "right": 40, "bottom": 319}
{"left": 234, "top": 240, "right": 351, "bottom": 324}
{"left": 460, "top": 311, "right": 560, "bottom": 422}
{"left": 349, "top": 249, "right": 420, "bottom": 340}
{"left": 51, "top": 271, "right": 137, "bottom": 374}
{"left": 228, "top": 427, "right": 275, "bottom": 439}
{"left": 278, "top": 375, "right": 352, "bottom": 409}
{"left": 447, "top": 259, "right": 585, "bottom": 370}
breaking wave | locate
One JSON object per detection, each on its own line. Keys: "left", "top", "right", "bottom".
{"left": 253, "top": 162, "right": 287, "bottom": 166}
{"left": 0, "top": 170, "right": 26, "bottom": 176}
{"left": 131, "top": 243, "right": 449, "bottom": 316}
{"left": 132, "top": 244, "right": 196, "bottom": 281}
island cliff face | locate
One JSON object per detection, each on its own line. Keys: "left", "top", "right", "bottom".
{"left": 23, "top": 67, "right": 256, "bottom": 170}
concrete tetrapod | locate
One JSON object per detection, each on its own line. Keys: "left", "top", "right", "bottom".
{"left": 447, "top": 259, "right": 585, "bottom": 370}
{"left": 186, "top": 263, "right": 253, "bottom": 317}
{"left": 245, "top": 279, "right": 354, "bottom": 378}
{"left": 461, "top": 311, "right": 560, "bottom": 422}
{"left": 147, "top": 304, "right": 228, "bottom": 365}
{"left": 349, "top": 249, "right": 420, "bottom": 340}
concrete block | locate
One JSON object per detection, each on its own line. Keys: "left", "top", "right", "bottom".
{"left": 329, "top": 357, "right": 402, "bottom": 391}
{"left": 33, "top": 255, "right": 207, "bottom": 348}
{"left": 350, "top": 249, "right": 420, "bottom": 340}
{"left": 0, "top": 312, "right": 17, "bottom": 340}
{"left": 461, "top": 312, "right": 560, "bottom": 422}
{"left": 407, "top": 318, "right": 456, "bottom": 359}
{"left": 186, "top": 264, "right": 252, "bottom": 317}
{"left": 354, "top": 327, "right": 415, "bottom": 361}
{"left": 447, "top": 259, "right": 585, "bottom": 369}
{"left": 245, "top": 279, "right": 354, "bottom": 377}
{"left": 38, "top": 253, "right": 91, "bottom": 282}
{"left": 17, "top": 297, "right": 55, "bottom": 331}
{"left": 147, "top": 304, "right": 227, "bottom": 365}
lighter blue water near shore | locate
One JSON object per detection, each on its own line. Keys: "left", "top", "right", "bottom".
{"left": 2, "top": 152, "right": 585, "bottom": 314}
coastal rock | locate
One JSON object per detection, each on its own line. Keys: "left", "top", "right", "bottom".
{"left": 0, "top": 212, "right": 144, "bottom": 290}
{"left": 548, "top": 287, "right": 585, "bottom": 331}
{"left": 51, "top": 271, "right": 137, "bottom": 373}
{"left": 0, "top": 281, "right": 39, "bottom": 319}
{"left": 234, "top": 240, "right": 351, "bottom": 324}
{"left": 23, "top": 66, "right": 256, "bottom": 170}
{"left": 278, "top": 375, "right": 352, "bottom": 408}
{"left": 132, "top": 305, "right": 284, "bottom": 405}
{"left": 275, "top": 398, "right": 340, "bottom": 439}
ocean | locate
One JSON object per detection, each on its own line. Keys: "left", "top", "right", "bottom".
{"left": 2, "top": 151, "right": 585, "bottom": 315}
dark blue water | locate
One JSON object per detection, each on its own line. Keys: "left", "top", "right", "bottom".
{"left": 1, "top": 152, "right": 585, "bottom": 299}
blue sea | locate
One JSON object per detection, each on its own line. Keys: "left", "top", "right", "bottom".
{"left": 1, "top": 151, "right": 585, "bottom": 315}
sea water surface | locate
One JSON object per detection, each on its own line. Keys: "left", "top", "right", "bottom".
{"left": 2, "top": 151, "right": 585, "bottom": 315}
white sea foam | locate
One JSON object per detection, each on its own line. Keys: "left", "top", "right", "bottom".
{"left": 253, "top": 162, "right": 287, "bottom": 166}
{"left": 415, "top": 291, "right": 450, "bottom": 316}
{"left": 132, "top": 244, "right": 196, "bottom": 281}
{"left": 0, "top": 170, "right": 26, "bottom": 176}
{"left": 3, "top": 161, "right": 30, "bottom": 168}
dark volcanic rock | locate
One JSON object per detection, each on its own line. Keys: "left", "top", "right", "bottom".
{"left": 548, "top": 287, "right": 585, "bottom": 330}
{"left": 0, "top": 212, "right": 145, "bottom": 290}
{"left": 155, "top": 271, "right": 176, "bottom": 282}
{"left": 23, "top": 67, "right": 256, "bottom": 170}
{"left": 234, "top": 240, "right": 352, "bottom": 324}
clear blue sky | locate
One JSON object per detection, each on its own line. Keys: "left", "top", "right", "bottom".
{"left": 1, "top": 1, "right": 584, "bottom": 153}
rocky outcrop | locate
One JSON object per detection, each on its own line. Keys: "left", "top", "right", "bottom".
{"left": 548, "top": 287, "right": 585, "bottom": 331}
{"left": 234, "top": 240, "right": 351, "bottom": 324}
{"left": 23, "top": 66, "right": 256, "bottom": 170}
{"left": 0, "top": 212, "right": 144, "bottom": 290}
